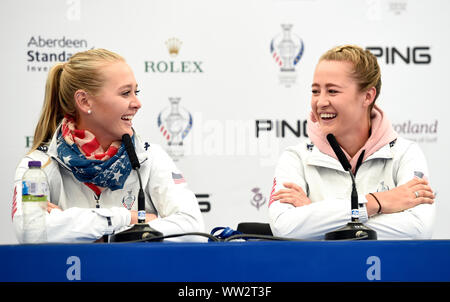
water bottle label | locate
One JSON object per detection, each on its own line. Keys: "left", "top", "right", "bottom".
{"left": 22, "top": 195, "right": 47, "bottom": 202}
{"left": 22, "top": 181, "right": 48, "bottom": 202}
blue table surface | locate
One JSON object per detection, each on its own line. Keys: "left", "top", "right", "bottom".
{"left": 1, "top": 240, "right": 450, "bottom": 282}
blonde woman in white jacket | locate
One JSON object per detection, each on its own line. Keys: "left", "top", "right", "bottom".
{"left": 12, "top": 49, "right": 204, "bottom": 243}
{"left": 269, "top": 45, "right": 435, "bottom": 240}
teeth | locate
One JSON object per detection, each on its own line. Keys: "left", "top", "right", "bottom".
{"left": 121, "top": 115, "right": 133, "bottom": 120}
{"left": 320, "top": 113, "right": 337, "bottom": 119}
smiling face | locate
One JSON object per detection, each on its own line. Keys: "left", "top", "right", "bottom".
{"left": 311, "top": 60, "right": 372, "bottom": 144}
{"left": 76, "top": 61, "right": 141, "bottom": 149}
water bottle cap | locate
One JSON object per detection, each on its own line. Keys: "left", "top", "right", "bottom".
{"left": 28, "top": 161, "right": 42, "bottom": 168}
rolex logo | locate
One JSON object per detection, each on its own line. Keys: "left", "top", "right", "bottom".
{"left": 165, "top": 38, "right": 182, "bottom": 57}
{"left": 144, "top": 38, "right": 204, "bottom": 74}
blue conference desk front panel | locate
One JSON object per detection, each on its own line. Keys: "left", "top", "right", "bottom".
{"left": 1, "top": 240, "right": 449, "bottom": 282}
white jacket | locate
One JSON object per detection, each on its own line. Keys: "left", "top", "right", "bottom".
{"left": 268, "top": 137, "right": 436, "bottom": 240}
{"left": 12, "top": 127, "right": 205, "bottom": 243}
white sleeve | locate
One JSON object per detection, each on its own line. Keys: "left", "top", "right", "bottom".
{"left": 365, "top": 142, "right": 436, "bottom": 239}
{"left": 12, "top": 157, "right": 131, "bottom": 243}
{"left": 12, "top": 181, "right": 131, "bottom": 243}
{"left": 145, "top": 145, "right": 205, "bottom": 242}
{"left": 268, "top": 149, "right": 368, "bottom": 240}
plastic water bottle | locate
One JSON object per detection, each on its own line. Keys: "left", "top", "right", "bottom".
{"left": 21, "top": 160, "right": 48, "bottom": 243}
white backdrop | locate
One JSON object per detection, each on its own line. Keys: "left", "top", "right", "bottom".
{"left": 1, "top": 0, "right": 449, "bottom": 244}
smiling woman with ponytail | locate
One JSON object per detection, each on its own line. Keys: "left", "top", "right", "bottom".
{"left": 13, "top": 49, "right": 204, "bottom": 243}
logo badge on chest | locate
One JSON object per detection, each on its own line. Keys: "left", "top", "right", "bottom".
{"left": 376, "top": 181, "right": 390, "bottom": 192}
{"left": 122, "top": 190, "right": 136, "bottom": 210}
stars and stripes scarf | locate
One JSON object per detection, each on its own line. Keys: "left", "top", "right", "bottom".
{"left": 56, "top": 116, "right": 132, "bottom": 192}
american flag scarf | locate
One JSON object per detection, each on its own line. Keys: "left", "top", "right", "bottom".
{"left": 56, "top": 116, "right": 132, "bottom": 192}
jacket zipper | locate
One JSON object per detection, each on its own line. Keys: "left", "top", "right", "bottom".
{"left": 94, "top": 194, "right": 101, "bottom": 208}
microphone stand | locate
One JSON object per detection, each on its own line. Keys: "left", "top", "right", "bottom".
{"left": 109, "top": 134, "right": 163, "bottom": 242}
{"left": 324, "top": 134, "right": 377, "bottom": 240}
{"left": 324, "top": 169, "right": 377, "bottom": 240}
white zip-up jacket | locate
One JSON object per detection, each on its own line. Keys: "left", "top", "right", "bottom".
{"left": 269, "top": 108, "right": 435, "bottom": 240}
{"left": 12, "top": 127, "right": 205, "bottom": 243}
{"left": 269, "top": 137, "right": 435, "bottom": 240}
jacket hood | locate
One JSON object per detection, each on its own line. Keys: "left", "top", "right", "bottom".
{"left": 307, "top": 105, "right": 398, "bottom": 173}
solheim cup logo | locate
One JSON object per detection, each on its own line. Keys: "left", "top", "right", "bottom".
{"left": 270, "top": 24, "right": 304, "bottom": 87}
{"left": 157, "top": 97, "right": 193, "bottom": 161}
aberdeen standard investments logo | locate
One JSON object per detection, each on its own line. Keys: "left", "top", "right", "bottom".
{"left": 144, "top": 38, "right": 204, "bottom": 74}
{"left": 157, "top": 97, "right": 193, "bottom": 161}
{"left": 26, "top": 35, "right": 92, "bottom": 72}
{"left": 270, "top": 24, "right": 304, "bottom": 87}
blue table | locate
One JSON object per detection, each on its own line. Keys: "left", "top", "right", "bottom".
{"left": 1, "top": 240, "right": 450, "bottom": 282}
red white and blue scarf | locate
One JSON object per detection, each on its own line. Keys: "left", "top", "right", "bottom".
{"left": 56, "top": 116, "right": 132, "bottom": 193}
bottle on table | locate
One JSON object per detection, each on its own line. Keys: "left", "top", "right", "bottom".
{"left": 21, "top": 160, "right": 48, "bottom": 243}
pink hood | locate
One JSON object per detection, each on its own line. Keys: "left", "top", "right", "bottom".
{"left": 307, "top": 105, "right": 398, "bottom": 173}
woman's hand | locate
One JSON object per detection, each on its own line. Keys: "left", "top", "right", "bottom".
{"left": 47, "top": 202, "right": 61, "bottom": 213}
{"left": 271, "top": 182, "right": 312, "bottom": 207}
{"left": 130, "top": 211, "right": 157, "bottom": 224}
{"left": 367, "top": 177, "right": 435, "bottom": 216}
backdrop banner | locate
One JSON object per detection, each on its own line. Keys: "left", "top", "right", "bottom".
{"left": 1, "top": 0, "right": 448, "bottom": 243}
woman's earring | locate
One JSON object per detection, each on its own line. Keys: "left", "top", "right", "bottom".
{"left": 87, "top": 109, "right": 92, "bottom": 115}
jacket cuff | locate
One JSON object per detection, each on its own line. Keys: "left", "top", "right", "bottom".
{"left": 92, "top": 207, "right": 131, "bottom": 234}
{"left": 110, "top": 207, "right": 131, "bottom": 231}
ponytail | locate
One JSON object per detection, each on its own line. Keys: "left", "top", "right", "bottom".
{"left": 31, "top": 63, "right": 65, "bottom": 151}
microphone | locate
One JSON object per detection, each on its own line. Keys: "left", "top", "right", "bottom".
{"left": 109, "top": 134, "right": 163, "bottom": 242}
{"left": 122, "top": 133, "right": 140, "bottom": 169}
{"left": 324, "top": 134, "right": 377, "bottom": 240}
{"left": 326, "top": 134, "right": 358, "bottom": 221}
{"left": 326, "top": 134, "right": 351, "bottom": 171}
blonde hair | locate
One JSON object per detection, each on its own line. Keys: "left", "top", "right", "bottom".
{"left": 32, "top": 48, "right": 125, "bottom": 151}
{"left": 319, "top": 45, "right": 381, "bottom": 113}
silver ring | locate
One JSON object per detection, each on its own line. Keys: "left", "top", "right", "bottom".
{"left": 414, "top": 191, "right": 420, "bottom": 198}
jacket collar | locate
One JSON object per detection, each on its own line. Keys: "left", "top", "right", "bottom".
{"left": 47, "top": 123, "right": 68, "bottom": 169}
{"left": 133, "top": 133, "right": 149, "bottom": 165}
{"left": 306, "top": 140, "right": 394, "bottom": 172}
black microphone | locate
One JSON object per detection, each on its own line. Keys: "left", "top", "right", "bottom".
{"left": 326, "top": 134, "right": 358, "bottom": 220}
{"left": 122, "top": 133, "right": 140, "bottom": 169}
{"left": 109, "top": 134, "right": 163, "bottom": 242}
{"left": 324, "top": 134, "right": 377, "bottom": 240}
{"left": 326, "top": 134, "right": 351, "bottom": 172}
